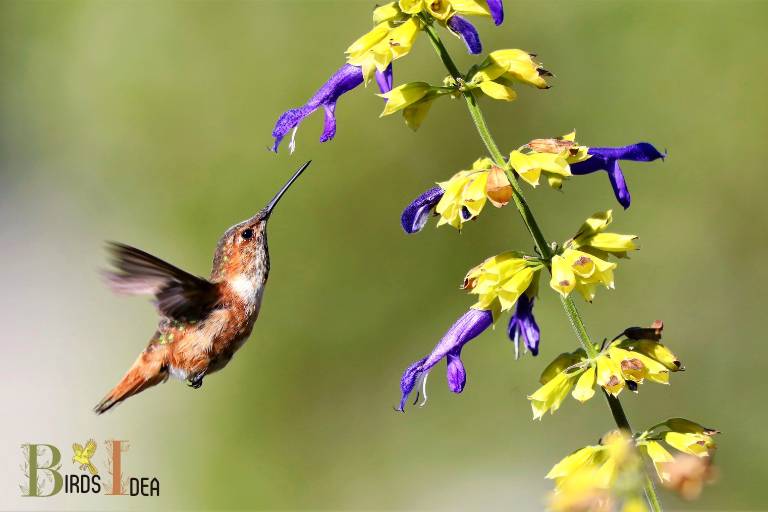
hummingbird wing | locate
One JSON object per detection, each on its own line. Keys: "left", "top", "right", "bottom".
{"left": 105, "top": 242, "right": 219, "bottom": 321}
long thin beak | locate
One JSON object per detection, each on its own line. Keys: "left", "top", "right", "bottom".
{"left": 263, "top": 160, "right": 312, "bottom": 217}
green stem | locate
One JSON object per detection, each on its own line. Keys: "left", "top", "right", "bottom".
{"left": 423, "top": 22, "right": 662, "bottom": 512}
{"left": 604, "top": 392, "right": 663, "bottom": 510}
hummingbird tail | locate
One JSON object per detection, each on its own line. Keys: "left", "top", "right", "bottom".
{"left": 94, "top": 347, "right": 169, "bottom": 415}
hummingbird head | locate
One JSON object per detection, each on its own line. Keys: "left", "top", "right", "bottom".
{"left": 211, "top": 161, "right": 312, "bottom": 280}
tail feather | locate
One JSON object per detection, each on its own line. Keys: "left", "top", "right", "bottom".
{"left": 94, "top": 348, "right": 168, "bottom": 415}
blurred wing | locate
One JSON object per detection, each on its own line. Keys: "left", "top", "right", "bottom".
{"left": 105, "top": 242, "right": 219, "bottom": 320}
{"left": 83, "top": 439, "right": 97, "bottom": 458}
{"left": 72, "top": 443, "right": 83, "bottom": 457}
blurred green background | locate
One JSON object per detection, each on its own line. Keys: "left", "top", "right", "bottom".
{"left": 1, "top": 1, "right": 765, "bottom": 510}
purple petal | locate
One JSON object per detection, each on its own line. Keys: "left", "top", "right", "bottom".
{"left": 320, "top": 103, "right": 337, "bottom": 143}
{"left": 375, "top": 63, "right": 394, "bottom": 94}
{"left": 570, "top": 155, "right": 608, "bottom": 176}
{"left": 607, "top": 159, "right": 631, "bottom": 209}
{"left": 507, "top": 295, "right": 540, "bottom": 356}
{"left": 588, "top": 143, "right": 665, "bottom": 162}
{"left": 397, "top": 308, "right": 493, "bottom": 411}
{"left": 401, "top": 186, "right": 443, "bottom": 234}
{"left": 446, "top": 15, "right": 482, "bottom": 54}
{"left": 446, "top": 350, "right": 467, "bottom": 393}
{"left": 271, "top": 64, "right": 364, "bottom": 153}
{"left": 487, "top": 0, "right": 504, "bottom": 25}
{"left": 398, "top": 357, "right": 427, "bottom": 412}
{"left": 570, "top": 142, "right": 664, "bottom": 209}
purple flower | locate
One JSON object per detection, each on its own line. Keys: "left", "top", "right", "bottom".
{"left": 400, "top": 186, "right": 443, "bottom": 233}
{"left": 447, "top": 15, "right": 482, "bottom": 54}
{"left": 507, "top": 294, "right": 540, "bottom": 357}
{"left": 487, "top": 0, "right": 504, "bottom": 25}
{"left": 397, "top": 308, "right": 493, "bottom": 412}
{"left": 271, "top": 63, "right": 393, "bottom": 153}
{"left": 571, "top": 143, "right": 665, "bottom": 209}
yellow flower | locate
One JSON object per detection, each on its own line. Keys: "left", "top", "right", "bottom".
{"left": 509, "top": 150, "right": 571, "bottom": 187}
{"left": 635, "top": 417, "right": 719, "bottom": 484}
{"left": 349, "top": 0, "right": 509, "bottom": 88}
{"left": 432, "top": 159, "right": 513, "bottom": 229}
{"left": 546, "top": 444, "right": 604, "bottom": 483}
{"left": 462, "top": 251, "right": 543, "bottom": 312}
{"left": 572, "top": 365, "right": 596, "bottom": 402}
{"left": 379, "top": 82, "right": 436, "bottom": 116}
{"left": 466, "top": 49, "right": 550, "bottom": 103}
{"left": 529, "top": 349, "right": 590, "bottom": 418}
{"left": 568, "top": 209, "right": 638, "bottom": 257}
{"left": 507, "top": 131, "right": 591, "bottom": 189}
{"left": 539, "top": 349, "right": 585, "bottom": 385}
{"left": 595, "top": 352, "right": 625, "bottom": 396}
{"left": 398, "top": 0, "right": 501, "bottom": 21}
{"left": 449, "top": 0, "right": 495, "bottom": 18}
{"left": 530, "top": 323, "right": 683, "bottom": 416}
{"left": 618, "top": 338, "right": 682, "bottom": 372}
{"left": 664, "top": 432, "right": 716, "bottom": 458}
{"left": 472, "top": 49, "right": 550, "bottom": 89}
{"left": 529, "top": 370, "right": 580, "bottom": 420}
{"left": 549, "top": 248, "right": 617, "bottom": 302}
{"left": 398, "top": 0, "right": 425, "bottom": 14}
{"left": 549, "top": 211, "right": 638, "bottom": 301}
{"left": 373, "top": 2, "right": 404, "bottom": 23}
{"left": 347, "top": 17, "right": 422, "bottom": 84}
{"left": 547, "top": 431, "right": 644, "bottom": 511}
{"left": 638, "top": 440, "right": 675, "bottom": 482}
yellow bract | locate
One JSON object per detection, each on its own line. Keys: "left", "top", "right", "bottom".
{"left": 397, "top": 0, "right": 495, "bottom": 19}
{"left": 462, "top": 251, "right": 543, "bottom": 313}
{"left": 472, "top": 49, "right": 550, "bottom": 88}
{"left": 347, "top": 17, "right": 422, "bottom": 84}
{"left": 527, "top": 327, "right": 683, "bottom": 418}
{"left": 466, "top": 49, "right": 551, "bottom": 103}
{"left": 664, "top": 432, "right": 716, "bottom": 457}
{"left": 548, "top": 210, "right": 638, "bottom": 301}
{"left": 509, "top": 150, "right": 570, "bottom": 186}
{"left": 508, "top": 131, "right": 590, "bottom": 188}
{"left": 568, "top": 209, "right": 639, "bottom": 257}
{"left": 639, "top": 440, "right": 675, "bottom": 482}
{"left": 550, "top": 249, "right": 617, "bottom": 301}
{"left": 350, "top": 1, "right": 507, "bottom": 85}
{"left": 433, "top": 158, "right": 513, "bottom": 229}
{"left": 547, "top": 431, "right": 644, "bottom": 512}
{"left": 635, "top": 418, "right": 719, "bottom": 482}
{"left": 379, "top": 82, "right": 433, "bottom": 117}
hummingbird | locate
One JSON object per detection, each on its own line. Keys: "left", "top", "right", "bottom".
{"left": 94, "top": 161, "right": 311, "bottom": 414}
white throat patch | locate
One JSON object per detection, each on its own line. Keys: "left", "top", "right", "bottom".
{"left": 231, "top": 274, "right": 257, "bottom": 302}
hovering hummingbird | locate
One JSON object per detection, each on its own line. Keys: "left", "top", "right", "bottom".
{"left": 94, "top": 161, "right": 311, "bottom": 414}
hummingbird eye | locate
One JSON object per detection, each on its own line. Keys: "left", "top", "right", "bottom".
{"left": 240, "top": 228, "right": 254, "bottom": 240}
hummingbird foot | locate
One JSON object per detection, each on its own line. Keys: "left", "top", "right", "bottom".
{"left": 187, "top": 371, "right": 206, "bottom": 389}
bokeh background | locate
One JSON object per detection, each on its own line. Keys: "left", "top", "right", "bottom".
{"left": 1, "top": 1, "right": 766, "bottom": 510}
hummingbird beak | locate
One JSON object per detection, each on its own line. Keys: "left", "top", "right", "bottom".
{"left": 262, "top": 160, "right": 312, "bottom": 219}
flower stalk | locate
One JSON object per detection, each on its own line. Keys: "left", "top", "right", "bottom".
{"left": 423, "top": 21, "right": 663, "bottom": 512}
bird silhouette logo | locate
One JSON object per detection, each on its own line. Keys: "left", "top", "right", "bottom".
{"left": 71, "top": 439, "right": 98, "bottom": 475}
